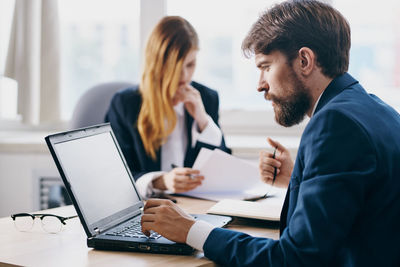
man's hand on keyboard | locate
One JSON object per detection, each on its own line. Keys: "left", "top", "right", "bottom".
{"left": 141, "top": 199, "right": 195, "bottom": 244}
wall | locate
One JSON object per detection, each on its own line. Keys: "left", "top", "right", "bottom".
{"left": 0, "top": 152, "right": 58, "bottom": 217}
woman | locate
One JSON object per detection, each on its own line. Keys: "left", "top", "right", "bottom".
{"left": 105, "top": 16, "right": 230, "bottom": 198}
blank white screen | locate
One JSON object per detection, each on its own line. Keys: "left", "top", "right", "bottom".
{"left": 54, "top": 132, "right": 140, "bottom": 225}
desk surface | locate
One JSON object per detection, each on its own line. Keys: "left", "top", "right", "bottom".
{"left": 0, "top": 196, "right": 279, "bottom": 267}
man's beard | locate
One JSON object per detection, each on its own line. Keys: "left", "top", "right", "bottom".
{"left": 268, "top": 71, "right": 312, "bottom": 127}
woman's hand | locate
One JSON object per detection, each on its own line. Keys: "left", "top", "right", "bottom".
{"left": 174, "top": 84, "right": 209, "bottom": 131}
{"left": 152, "top": 167, "right": 204, "bottom": 193}
{"left": 259, "top": 137, "right": 293, "bottom": 188}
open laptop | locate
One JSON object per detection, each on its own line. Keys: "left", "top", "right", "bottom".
{"left": 45, "top": 123, "right": 231, "bottom": 255}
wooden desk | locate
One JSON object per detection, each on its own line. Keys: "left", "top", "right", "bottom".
{"left": 0, "top": 197, "right": 279, "bottom": 267}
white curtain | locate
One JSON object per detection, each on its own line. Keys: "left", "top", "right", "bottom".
{"left": 5, "top": 0, "right": 60, "bottom": 125}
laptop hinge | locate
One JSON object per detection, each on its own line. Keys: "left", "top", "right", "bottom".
{"left": 94, "top": 227, "right": 101, "bottom": 235}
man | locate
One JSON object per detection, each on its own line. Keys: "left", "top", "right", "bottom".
{"left": 141, "top": 0, "right": 400, "bottom": 266}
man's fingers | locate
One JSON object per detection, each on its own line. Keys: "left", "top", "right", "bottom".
{"left": 260, "top": 164, "right": 276, "bottom": 173}
{"left": 260, "top": 156, "right": 281, "bottom": 167}
{"left": 267, "top": 137, "right": 286, "bottom": 153}
{"left": 144, "top": 199, "right": 173, "bottom": 209}
{"left": 143, "top": 206, "right": 160, "bottom": 215}
{"left": 261, "top": 168, "right": 279, "bottom": 176}
{"left": 141, "top": 214, "right": 156, "bottom": 222}
{"left": 261, "top": 175, "right": 273, "bottom": 184}
{"left": 141, "top": 221, "right": 156, "bottom": 235}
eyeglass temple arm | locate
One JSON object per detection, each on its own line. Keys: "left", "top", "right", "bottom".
{"left": 64, "top": 215, "right": 78, "bottom": 220}
{"left": 60, "top": 214, "right": 78, "bottom": 224}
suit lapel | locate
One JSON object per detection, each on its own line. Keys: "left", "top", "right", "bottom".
{"left": 280, "top": 73, "right": 359, "bottom": 235}
{"left": 279, "top": 186, "right": 291, "bottom": 235}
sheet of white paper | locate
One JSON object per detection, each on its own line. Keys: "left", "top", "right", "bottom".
{"left": 182, "top": 148, "right": 266, "bottom": 200}
{"left": 192, "top": 147, "right": 214, "bottom": 170}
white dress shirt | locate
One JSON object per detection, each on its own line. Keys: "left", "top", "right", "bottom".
{"left": 185, "top": 91, "right": 326, "bottom": 251}
{"left": 135, "top": 102, "right": 223, "bottom": 198}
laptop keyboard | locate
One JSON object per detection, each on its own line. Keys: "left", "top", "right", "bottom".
{"left": 105, "top": 219, "right": 161, "bottom": 239}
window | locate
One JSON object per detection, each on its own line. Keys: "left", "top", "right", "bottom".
{"left": 167, "top": 0, "right": 400, "bottom": 135}
{"left": 167, "top": 0, "right": 272, "bottom": 111}
{"left": 1, "top": 0, "right": 399, "bottom": 129}
{"left": 333, "top": 0, "right": 400, "bottom": 110}
{"left": 59, "top": 0, "right": 140, "bottom": 120}
{"left": 0, "top": 0, "right": 17, "bottom": 121}
{"left": 0, "top": 0, "right": 14, "bottom": 75}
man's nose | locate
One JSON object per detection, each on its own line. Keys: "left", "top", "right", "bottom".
{"left": 257, "top": 76, "right": 269, "bottom": 92}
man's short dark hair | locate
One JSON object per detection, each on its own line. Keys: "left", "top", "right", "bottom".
{"left": 242, "top": 0, "right": 351, "bottom": 78}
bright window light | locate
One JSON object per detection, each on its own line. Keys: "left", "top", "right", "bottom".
{"left": 167, "top": 0, "right": 275, "bottom": 111}
{"left": 334, "top": 0, "right": 400, "bottom": 111}
{"left": 168, "top": 0, "right": 400, "bottom": 112}
{"left": 59, "top": 0, "right": 140, "bottom": 120}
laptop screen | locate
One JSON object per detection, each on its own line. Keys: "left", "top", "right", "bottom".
{"left": 53, "top": 131, "right": 140, "bottom": 225}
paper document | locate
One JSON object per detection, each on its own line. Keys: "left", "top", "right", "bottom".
{"left": 207, "top": 188, "right": 287, "bottom": 221}
{"left": 181, "top": 148, "right": 269, "bottom": 200}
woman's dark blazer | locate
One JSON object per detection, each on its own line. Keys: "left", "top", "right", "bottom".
{"left": 104, "top": 81, "right": 231, "bottom": 180}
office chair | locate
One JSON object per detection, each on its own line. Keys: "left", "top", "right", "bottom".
{"left": 69, "top": 81, "right": 134, "bottom": 129}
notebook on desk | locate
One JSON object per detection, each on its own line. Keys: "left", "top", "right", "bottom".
{"left": 45, "top": 123, "right": 231, "bottom": 255}
{"left": 207, "top": 187, "right": 287, "bottom": 221}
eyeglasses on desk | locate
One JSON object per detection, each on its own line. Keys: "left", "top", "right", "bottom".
{"left": 11, "top": 213, "right": 78, "bottom": 233}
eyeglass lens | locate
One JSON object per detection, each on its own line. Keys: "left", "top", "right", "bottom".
{"left": 13, "top": 216, "right": 34, "bottom": 232}
{"left": 41, "top": 216, "right": 63, "bottom": 233}
{"left": 13, "top": 215, "right": 63, "bottom": 233}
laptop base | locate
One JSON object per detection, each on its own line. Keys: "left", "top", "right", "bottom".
{"left": 88, "top": 237, "right": 194, "bottom": 255}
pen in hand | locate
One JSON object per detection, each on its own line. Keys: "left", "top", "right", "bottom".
{"left": 271, "top": 147, "right": 278, "bottom": 186}
{"left": 170, "top": 163, "right": 196, "bottom": 179}
{"left": 171, "top": 163, "right": 178, "bottom": 169}
{"left": 244, "top": 146, "right": 278, "bottom": 202}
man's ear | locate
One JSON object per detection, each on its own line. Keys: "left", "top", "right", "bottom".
{"left": 297, "top": 47, "right": 315, "bottom": 76}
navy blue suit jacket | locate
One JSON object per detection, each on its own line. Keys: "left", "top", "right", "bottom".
{"left": 104, "top": 81, "right": 230, "bottom": 180}
{"left": 203, "top": 73, "right": 400, "bottom": 266}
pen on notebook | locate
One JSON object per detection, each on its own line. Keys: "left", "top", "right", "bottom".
{"left": 171, "top": 163, "right": 196, "bottom": 179}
